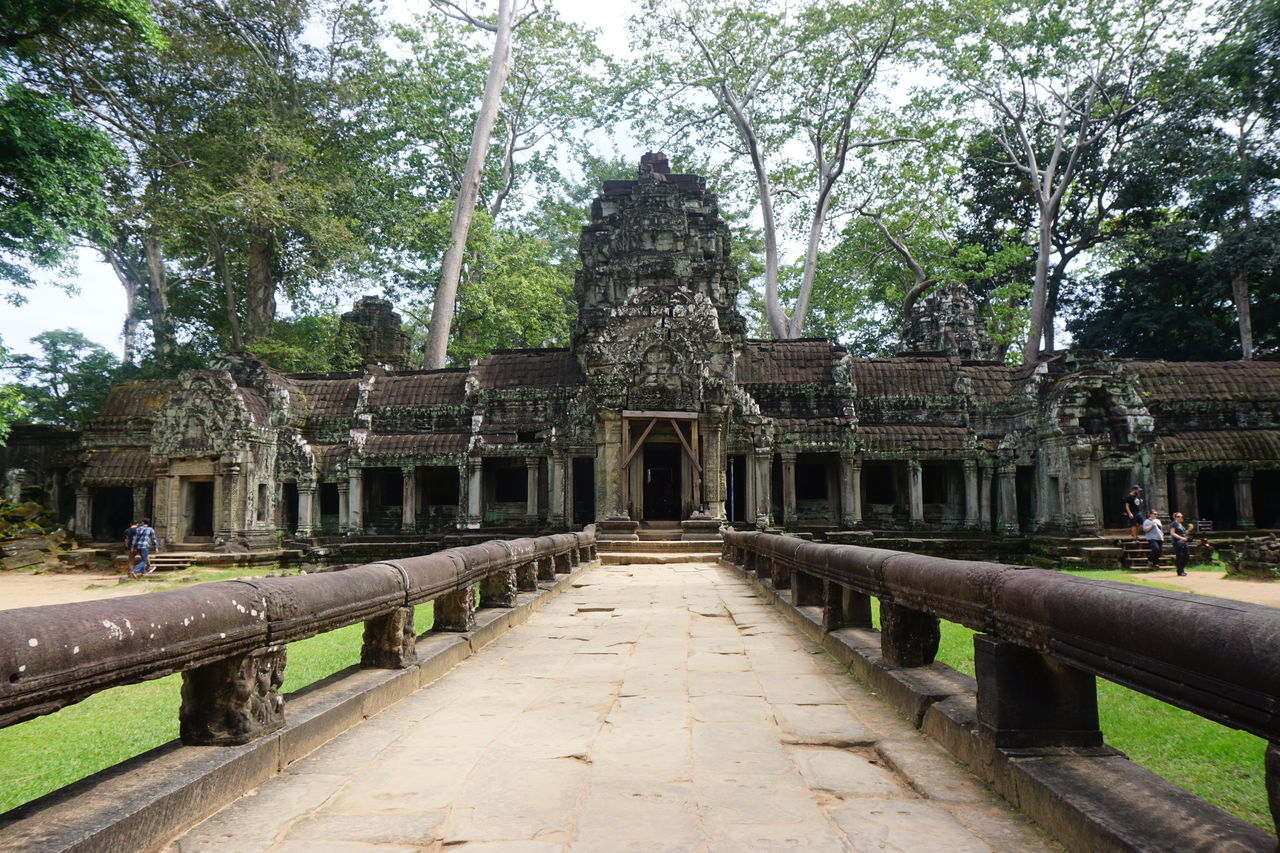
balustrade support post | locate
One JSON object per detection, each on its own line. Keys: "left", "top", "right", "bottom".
{"left": 516, "top": 560, "right": 538, "bottom": 591}
{"left": 536, "top": 555, "right": 556, "bottom": 581}
{"left": 880, "top": 601, "right": 940, "bottom": 667}
{"left": 361, "top": 606, "right": 416, "bottom": 669}
{"left": 974, "top": 634, "right": 1103, "bottom": 749}
{"left": 770, "top": 557, "right": 791, "bottom": 590}
{"left": 793, "top": 568, "right": 823, "bottom": 607}
{"left": 433, "top": 587, "right": 476, "bottom": 632}
{"left": 179, "top": 646, "right": 287, "bottom": 746}
{"left": 480, "top": 568, "right": 518, "bottom": 608}
{"left": 823, "top": 582, "right": 872, "bottom": 632}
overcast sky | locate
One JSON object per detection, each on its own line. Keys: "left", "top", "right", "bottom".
{"left": 0, "top": 0, "right": 638, "bottom": 359}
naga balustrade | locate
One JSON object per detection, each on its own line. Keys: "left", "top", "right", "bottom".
{"left": 0, "top": 530, "right": 596, "bottom": 747}
{"left": 723, "top": 529, "right": 1280, "bottom": 837}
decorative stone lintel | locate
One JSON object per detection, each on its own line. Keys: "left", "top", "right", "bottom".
{"left": 361, "top": 606, "right": 416, "bottom": 669}
{"left": 180, "top": 646, "right": 287, "bottom": 746}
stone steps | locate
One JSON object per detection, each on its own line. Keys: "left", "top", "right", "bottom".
{"left": 600, "top": 552, "right": 722, "bottom": 566}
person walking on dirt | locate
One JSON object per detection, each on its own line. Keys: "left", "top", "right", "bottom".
{"left": 128, "top": 518, "right": 158, "bottom": 579}
{"left": 124, "top": 520, "right": 140, "bottom": 565}
{"left": 1124, "top": 485, "right": 1145, "bottom": 539}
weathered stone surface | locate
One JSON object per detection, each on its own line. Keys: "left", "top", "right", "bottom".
{"left": 180, "top": 646, "right": 286, "bottom": 746}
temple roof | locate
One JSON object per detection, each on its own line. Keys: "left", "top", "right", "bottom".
{"left": 294, "top": 378, "right": 361, "bottom": 417}
{"left": 857, "top": 425, "right": 973, "bottom": 453}
{"left": 474, "top": 349, "right": 583, "bottom": 389}
{"left": 367, "top": 371, "right": 468, "bottom": 408}
{"left": 93, "top": 381, "right": 178, "bottom": 421}
{"left": 1125, "top": 361, "right": 1280, "bottom": 403}
{"left": 363, "top": 433, "right": 470, "bottom": 456}
{"left": 82, "top": 447, "right": 152, "bottom": 485}
{"left": 737, "top": 340, "right": 843, "bottom": 385}
{"left": 1160, "top": 430, "right": 1280, "bottom": 462}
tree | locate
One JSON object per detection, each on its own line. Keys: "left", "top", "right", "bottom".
{"left": 4, "top": 329, "right": 120, "bottom": 427}
{"left": 423, "top": 0, "right": 523, "bottom": 370}
{"left": 0, "top": 336, "right": 30, "bottom": 444}
{"left": 628, "top": 0, "right": 926, "bottom": 340}
{"left": 940, "top": 0, "right": 1187, "bottom": 363}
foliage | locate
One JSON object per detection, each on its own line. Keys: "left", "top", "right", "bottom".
{"left": 4, "top": 328, "right": 121, "bottom": 427}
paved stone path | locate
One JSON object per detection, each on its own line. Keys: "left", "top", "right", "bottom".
{"left": 167, "top": 563, "right": 1059, "bottom": 852}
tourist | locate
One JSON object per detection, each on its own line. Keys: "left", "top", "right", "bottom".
{"left": 124, "top": 520, "right": 140, "bottom": 565}
{"left": 1170, "top": 512, "right": 1191, "bottom": 576}
{"left": 129, "top": 518, "right": 159, "bottom": 579}
{"left": 1124, "top": 485, "right": 1145, "bottom": 539}
{"left": 1142, "top": 510, "right": 1164, "bottom": 568}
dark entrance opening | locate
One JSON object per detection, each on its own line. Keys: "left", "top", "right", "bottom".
{"left": 1016, "top": 465, "right": 1036, "bottom": 531}
{"left": 1198, "top": 468, "right": 1238, "bottom": 530}
{"left": 1101, "top": 470, "right": 1132, "bottom": 528}
{"left": 319, "top": 483, "right": 340, "bottom": 533}
{"left": 573, "top": 457, "right": 595, "bottom": 526}
{"left": 91, "top": 487, "right": 133, "bottom": 541}
{"left": 643, "top": 443, "right": 681, "bottom": 521}
{"left": 1255, "top": 470, "right": 1280, "bottom": 529}
{"left": 727, "top": 454, "right": 747, "bottom": 523}
{"left": 282, "top": 482, "right": 298, "bottom": 533}
{"left": 364, "top": 468, "right": 404, "bottom": 533}
{"left": 422, "top": 466, "right": 460, "bottom": 528}
{"left": 190, "top": 481, "right": 214, "bottom": 537}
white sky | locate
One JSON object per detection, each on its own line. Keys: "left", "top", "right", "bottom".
{"left": 0, "top": 0, "right": 639, "bottom": 359}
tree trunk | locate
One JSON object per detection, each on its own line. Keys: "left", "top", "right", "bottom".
{"left": 1021, "top": 212, "right": 1054, "bottom": 364}
{"left": 1043, "top": 272, "right": 1060, "bottom": 353}
{"left": 788, "top": 183, "right": 838, "bottom": 339}
{"left": 142, "top": 232, "right": 173, "bottom": 369}
{"left": 424, "top": 0, "right": 515, "bottom": 369}
{"left": 106, "top": 250, "right": 141, "bottom": 365}
{"left": 245, "top": 233, "right": 277, "bottom": 345}
{"left": 208, "top": 228, "right": 243, "bottom": 351}
{"left": 1232, "top": 270, "right": 1254, "bottom": 359}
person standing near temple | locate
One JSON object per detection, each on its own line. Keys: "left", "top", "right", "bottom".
{"left": 1124, "top": 485, "right": 1145, "bottom": 539}
{"left": 1170, "top": 512, "right": 1191, "bottom": 577}
{"left": 128, "top": 518, "right": 159, "bottom": 579}
{"left": 1142, "top": 510, "right": 1164, "bottom": 568}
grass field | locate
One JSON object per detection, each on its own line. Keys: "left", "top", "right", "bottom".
{"left": 0, "top": 565, "right": 1271, "bottom": 833}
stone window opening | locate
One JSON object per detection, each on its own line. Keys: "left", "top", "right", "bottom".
{"left": 493, "top": 465, "right": 527, "bottom": 504}
{"left": 256, "top": 484, "right": 269, "bottom": 523}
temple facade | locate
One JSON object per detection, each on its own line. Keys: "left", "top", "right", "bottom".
{"left": 4, "top": 153, "right": 1280, "bottom": 551}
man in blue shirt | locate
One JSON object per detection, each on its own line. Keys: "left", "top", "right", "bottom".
{"left": 129, "top": 518, "right": 159, "bottom": 579}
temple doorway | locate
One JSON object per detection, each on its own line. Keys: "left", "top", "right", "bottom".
{"left": 188, "top": 481, "right": 214, "bottom": 538}
{"left": 643, "top": 444, "right": 682, "bottom": 521}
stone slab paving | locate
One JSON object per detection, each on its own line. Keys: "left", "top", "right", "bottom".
{"left": 166, "top": 563, "right": 1061, "bottom": 853}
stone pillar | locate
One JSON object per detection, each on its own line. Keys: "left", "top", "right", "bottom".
{"left": 822, "top": 581, "right": 873, "bottom": 633}
{"left": 1236, "top": 469, "right": 1256, "bottom": 529}
{"left": 480, "top": 568, "right": 518, "bottom": 608}
{"left": 907, "top": 459, "right": 924, "bottom": 528}
{"left": 525, "top": 457, "right": 540, "bottom": 524}
{"left": 1173, "top": 466, "right": 1199, "bottom": 522}
{"left": 704, "top": 418, "right": 726, "bottom": 519}
{"left": 979, "top": 465, "right": 993, "bottom": 531}
{"left": 549, "top": 450, "right": 566, "bottom": 526}
{"left": 401, "top": 466, "right": 416, "bottom": 532}
{"left": 780, "top": 452, "right": 797, "bottom": 529}
{"left": 880, "top": 601, "right": 940, "bottom": 667}
{"left": 464, "top": 457, "right": 483, "bottom": 529}
{"left": 1069, "top": 444, "right": 1098, "bottom": 532}
{"left": 297, "top": 485, "right": 315, "bottom": 538}
{"left": 74, "top": 487, "right": 91, "bottom": 538}
{"left": 218, "top": 459, "right": 241, "bottom": 538}
{"left": 347, "top": 468, "right": 363, "bottom": 534}
{"left": 752, "top": 448, "right": 772, "bottom": 528}
{"left": 179, "top": 647, "right": 286, "bottom": 746}
{"left": 963, "top": 460, "right": 980, "bottom": 529}
{"left": 360, "top": 606, "right": 415, "bottom": 669}
{"left": 839, "top": 452, "right": 862, "bottom": 529}
{"left": 132, "top": 485, "right": 151, "bottom": 527}
{"left": 337, "top": 481, "right": 350, "bottom": 533}
{"left": 434, "top": 587, "right": 476, "bottom": 632}
{"left": 997, "top": 464, "right": 1018, "bottom": 536}
{"left": 974, "top": 634, "right": 1102, "bottom": 749}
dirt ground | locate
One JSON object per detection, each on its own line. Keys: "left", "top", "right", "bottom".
{"left": 3, "top": 564, "right": 1280, "bottom": 611}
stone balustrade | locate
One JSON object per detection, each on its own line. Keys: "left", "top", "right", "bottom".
{"left": 0, "top": 531, "right": 596, "bottom": 746}
{"left": 722, "top": 529, "right": 1280, "bottom": 843}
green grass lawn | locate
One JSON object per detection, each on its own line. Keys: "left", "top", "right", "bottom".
{"left": 0, "top": 602, "right": 433, "bottom": 815}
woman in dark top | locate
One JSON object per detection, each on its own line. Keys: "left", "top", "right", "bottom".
{"left": 1170, "top": 512, "right": 1191, "bottom": 577}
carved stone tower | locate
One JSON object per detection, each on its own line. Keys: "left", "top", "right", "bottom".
{"left": 898, "top": 282, "right": 1000, "bottom": 362}
{"left": 339, "top": 296, "right": 412, "bottom": 370}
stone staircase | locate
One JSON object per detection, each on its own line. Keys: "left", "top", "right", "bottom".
{"left": 596, "top": 522, "right": 723, "bottom": 566}
{"left": 1118, "top": 538, "right": 1176, "bottom": 571}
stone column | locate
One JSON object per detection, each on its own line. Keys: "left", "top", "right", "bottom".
{"left": 347, "top": 468, "right": 364, "bottom": 534}
{"left": 464, "top": 457, "right": 483, "bottom": 529}
{"left": 997, "top": 464, "right": 1019, "bottom": 536}
{"left": 839, "top": 452, "right": 862, "bottom": 529}
{"left": 599, "top": 411, "right": 625, "bottom": 518}
{"left": 297, "top": 484, "right": 315, "bottom": 538}
{"left": 974, "top": 635, "right": 1102, "bottom": 749}
{"left": 963, "top": 460, "right": 980, "bottom": 529}
{"left": 525, "top": 457, "right": 540, "bottom": 524}
{"left": 401, "top": 466, "right": 416, "bottom": 532}
{"left": 752, "top": 448, "right": 772, "bottom": 528}
{"left": 549, "top": 451, "right": 566, "bottom": 526}
{"left": 132, "top": 485, "right": 151, "bottom": 527}
{"left": 219, "top": 460, "right": 241, "bottom": 538}
{"left": 1069, "top": 444, "right": 1098, "bottom": 532}
{"left": 1236, "top": 469, "right": 1256, "bottom": 529}
{"left": 907, "top": 459, "right": 924, "bottom": 528}
{"left": 704, "top": 418, "right": 726, "bottom": 519}
{"left": 780, "top": 452, "right": 797, "bottom": 529}
{"left": 337, "top": 481, "right": 350, "bottom": 533}
{"left": 74, "top": 487, "right": 91, "bottom": 538}
{"left": 979, "top": 465, "right": 993, "bottom": 531}
{"left": 1173, "top": 465, "right": 1199, "bottom": 522}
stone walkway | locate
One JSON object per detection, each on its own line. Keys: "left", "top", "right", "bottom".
{"left": 166, "top": 563, "right": 1059, "bottom": 852}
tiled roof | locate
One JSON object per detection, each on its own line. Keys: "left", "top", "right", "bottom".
{"left": 737, "top": 340, "right": 841, "bottom": 384}
{"left": 83, "top": 447, "right": 152, "bottom": 485}
{"left": 474, "top": 349, "right": 583, "bottom": 389}
{"left": 1160, "top": 430, "right": 1280, "bottom": 462}
{"left": 367, "top": 371, "right": 468, "bottom": 408}
{"left": 1127, "top": 361, "right": 1280, "bottom": 402}
{"left": 238, "top": 389, "right": 269, "bottom": 425}
{"left": 363, "top": 433, "right": 470, "bottom": 456}
{"left": 308, "top": 443, "right": 348, "bottom": 475}
{"left": 857, "top": 425, "right": 972, "bottom": 453}
{"left": 294, "top": 378, "right": 360, "bottom": 417}
{"left": 847, "top": 359, "right": 957, "bottom": 398}
{"left": 94, "top": 381, "right": 178, "bottom": 420}
{"left": 957, "top": 365, "right": 1016, "bottom": 402}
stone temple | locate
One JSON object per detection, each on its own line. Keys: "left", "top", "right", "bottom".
{"left": 3, "top": 153, "right": 1280, "bottom": 561}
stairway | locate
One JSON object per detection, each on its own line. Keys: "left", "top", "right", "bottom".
{"left": 596, "top": 522, "right": 723, "bottom": 566}
{"left": 1118, "top": 538, "right": 1176, "bottom": 571}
